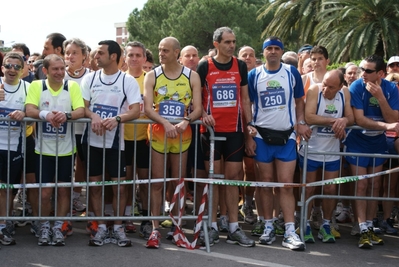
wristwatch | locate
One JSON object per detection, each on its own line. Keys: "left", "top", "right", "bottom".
{"left": 115, "top": 116, "right": 122, "bottom": 124}
{"left": 298, "top": 120, "right": 307, "bottom": 125}
{"left": 65, "top": 112, "right": 72, "bottom": 120}
{"left": 247, "top": 121, "right": 255, "bottom": 127}
{"left": 183, "top": 116, "right": 191, "bottom": 122}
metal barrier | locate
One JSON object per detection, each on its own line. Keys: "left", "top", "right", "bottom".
{"left": 0, "top": 117, "right": 216, "bottom": 252}
{"left": 298, "top": 125, "right": 399, "bottom": 246}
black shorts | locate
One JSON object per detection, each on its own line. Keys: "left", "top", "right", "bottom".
{"left": 75, "top": 134, "right": 85, "bottom": 162}
{"left": 124, "top": 140, "right": 150, "bottom": 169}
{"left": 202, "top": 132, "right": 244, "bottom": 162}
{"left": 35, "top": 154, "right": 74, "bottom": 183}
{"left": 83, "top": 146, "right": 126, "bottom": 178}
{"left": 0, "top": 150, "right": 22, "bottom": 184}
{"left": 187, "top": 124, "right": 205, "bottom": 170}
{"left": 24, "top": 134, "right": 36, "bottom": 174}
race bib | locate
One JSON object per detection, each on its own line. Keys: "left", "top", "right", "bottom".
{"left": 260, "top": 88, "right": 286, "bottom": 109}
{"left": 212, "top": 84, "right": 237, "bottom": 108}
{"left": 93, "top": 104, "right": 118, "bottom": 119}
{"left": 316, "top": 126, "right": 334, "bottom": 137}
{"left": 0, "top": 108, "right": 21, "bottom": 130}
{"left": 42, "top": 122, "right": 67, "bottom": 139}
{"left": 159, "top": 100, "right": 185, "bottom": 119}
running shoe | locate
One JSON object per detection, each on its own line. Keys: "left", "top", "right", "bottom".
{"left": 61, "top": 221, "right": 73, "bottom": 237}
{"left": 86, "top": 221, "right": 98, "bottom": 237}
{"left": 368, "top": 227, "right": 383, "bottom": 245}
{"left": 331, "top": 214, "right": 339, "bottom": 231}
{"left": 304, "top": 225, "right": 315, "bottom": 243}
{"left": 139, "top": 221, "right": 152, "bottom": 240}
{"left": 89, "top": 227, "right": 111, "bottom": 246}
{"left": 282, "top": 232, "right": 305, "bottom": 251}
{"left": 52, "top": 227, "right": 65, "bottom": 246}
{"left": 218, "top": 216, "right": 229, "bottom": 233}
{"left": 318, "top": 224, "right": 335, "bottom": 243}
{"left": 379, "top": 219, "right": 398, "bottom": 235}
{"left": 5, "top": 221, "right": 15, "bottom": 236}
{"left": 198, "top": 227, "right": 215, "bottom": 249}
{"left": 251, "top": 220, "right": 265, "bottom": 236}
{"left": 226, "top": 227, "right": 255, "bottom": 247}
{"left": 111, "top": 227, "right": 132, "bottom": 247}
{"left": 161, "top": 219, "right": 172, "bottom": 228}
{"left": 240, "top": 205, "right": 256, "bottom": 224}
{"left": 30, "top": 221, "right": 40, "bottom": 238}
{"left": 259, "top": 226, "right": 276, "bottom": 245}
{"left": 336, "top": 208, "right": 352, "bottom": 223}
{"left": 166, "top": 225, "right": 176, "bottom": 240}
{"left": 0, "top": 228, "right": 16, "bottom": 246}
{"left": 38, "top": 227, "right": 52, "bottom": 246}
{"left": 125, "top": 221, "right": 137, "bottom": 233}
{"left": 146, "top": 229, "right": 161, "bottom": 248}
{"left": 351, "top": 222, "right": 360, "bottom": 236}
{"left": 358, "top": 231, "right": 372, "bottom": 248}
{"left": 73, "top": 198, "right": 86, "bottom": 212}
{"left": 273, "top": 219, "right": 285, "bottom": 236}
{"left": 331, "top": 226, "right": 341, "bottom": 239}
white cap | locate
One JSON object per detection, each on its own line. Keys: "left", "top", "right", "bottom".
{"left": 387, "top": 56, "right": 399, "bottom": 66}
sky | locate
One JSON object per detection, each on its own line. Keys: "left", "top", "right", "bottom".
{"left": 0, "top": 0, "right": 147, "bottom": 54}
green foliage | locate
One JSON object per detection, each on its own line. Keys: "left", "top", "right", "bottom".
{"left": 126, "top": 0, "right": 268, "bottom": 63}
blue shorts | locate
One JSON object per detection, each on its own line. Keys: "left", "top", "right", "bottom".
{"left": 298, "top": 155, "right": 340, "bottom": 172}
{"left": 35, "top": 154, "right": 74, "bottom": 183}
{"left": 344, "top": 145, "right": 386, "bottom": 168}
{"left": 254, "top": 137, "right": 297, "bottom": 163}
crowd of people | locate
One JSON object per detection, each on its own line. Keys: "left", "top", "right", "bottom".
{"left": 1, "top": 26, "right": 399, "bottom": 252}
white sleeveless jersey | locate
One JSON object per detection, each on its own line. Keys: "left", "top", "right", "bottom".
{"left": 0, "top": 79, "right": 29, "bottom": 151}
{"left": 81, "top": 70, "right": 141, "bottom": 150}
{"left": 65, "top": 68, "right": 90, "bottom": 135}
{"left": 298, "top": 85, "right": 345, "bottom": 162}
{"left": 36, "top": 81, "right": 74, "bottom": 156}
{"left": 250, "top": 64, "right": 299, "bottom": 132}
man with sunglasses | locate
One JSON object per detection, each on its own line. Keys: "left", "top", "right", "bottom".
{"left": 0, "top": 52, "right": 30, "bottom": 247}
{"left": 344, "top": 54, "right": 399, "bottom": 248}
{"left": 387, "top": 56, "right": 399, "bottom": 74}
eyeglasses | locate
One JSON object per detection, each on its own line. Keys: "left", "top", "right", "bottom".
{"left": 389, "top": 63, "right": 399, "bottom": 68}
{"left": 28, "top": 60, "right": 34, "bottom": 64}
{"left": 360, "top": 67, "right": 377, "bottom": 74}
{"left": 3, "top": 63, "right": 23, "bottom": 71}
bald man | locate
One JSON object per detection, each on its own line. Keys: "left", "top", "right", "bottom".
{"left": 180, "top": 45, "right": 200, "bottom": 71}
{"left": 143, "top": 37, "right": 202, "bottom": 248}
{"left": 238, "top": 46, "right": 256, "bottom": 72}
{"left": 298, "top": 70, "right": 354, "bottom": 244}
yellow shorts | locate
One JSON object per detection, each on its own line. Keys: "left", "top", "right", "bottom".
{"left": 149, "top": 123, "right": 192, "bottom": 153}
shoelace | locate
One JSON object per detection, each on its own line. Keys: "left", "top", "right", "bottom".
{"left": 53, "top": 228, "right": 64, "bottom": 239}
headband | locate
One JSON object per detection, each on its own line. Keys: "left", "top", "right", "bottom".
{"left": 262, "top": 39, "right": 284, "bottom": 51}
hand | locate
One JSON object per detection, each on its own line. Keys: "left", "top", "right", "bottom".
{"left": 245, "top": 137, "right": 257, "bottom": 157}
{"left": 163, "top": 121, "right": 178, "bottom": 139}
{"left": 52, "top": 111, "right": 67, "bottom": 124}
{"left": 202, "top": 113, "right": 215, "bottom": 127}
{"left": 91, "top": 113, "right": 105, "bottom": 136}
{"left": 297, "top": 124, "right": 312, "bottom": 141}
{"left": 366, "top": 81, "right": 384, "bottom": 100}
{"left": 102, "top": 117, "right": 119, "bottom": 131}
{"left": 247, "top": 125, "right": 257, "bottom": 137}
{"left": 386, "top": 122, "right": 399, "bottom": 135}
{"left": 8, "top": 110, "right": 25, "bottom": 121}
{"left": 174, "top": 120, "right": 189, "bottom": 134}
{"left": 331, "top": 118, "right": 347, "bottom": 139}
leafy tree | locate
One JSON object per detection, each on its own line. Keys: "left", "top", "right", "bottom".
{"left": 126, "top": 0, "right": 268, "bottom": 63}
{"left": 315, "top": 0, "right": 399, "bottom": 62}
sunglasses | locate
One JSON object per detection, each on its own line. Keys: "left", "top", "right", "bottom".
{"left": 3, "top": 63, "right": 22, "bottom": 71}
{"left": 389, "top": 63, "right": 399, "bottom": 68}
{"left": 360, "top": 67, "right": 377, "bottom": 74}
{"left": 28, "top": 60, "right": 34, "bottom": 64}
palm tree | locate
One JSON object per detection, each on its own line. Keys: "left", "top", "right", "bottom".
{"left": 257, "top": 0, "right": 322, "bottom": 49}
{"left": 315, "top": 0, "right": 399, "bottom": 62}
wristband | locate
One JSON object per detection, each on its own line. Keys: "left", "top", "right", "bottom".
{"left": 39, "top": 110, "right": 50, "bottom": 120}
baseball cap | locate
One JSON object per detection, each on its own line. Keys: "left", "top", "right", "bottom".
{"left": 298, "top": 45, "right": 313, "bottom": 54}
{"left": 387, "top": 56, "right": 399, "bottom": 66}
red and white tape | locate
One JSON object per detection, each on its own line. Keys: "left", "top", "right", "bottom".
{"left": 168, "top": 177, "right": 208, "bottom": 249}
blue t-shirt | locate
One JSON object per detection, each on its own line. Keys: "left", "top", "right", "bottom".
{"left": 345, "top": 78, "right": 399, "bottom": 152}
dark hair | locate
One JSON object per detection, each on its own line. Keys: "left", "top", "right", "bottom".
{"left": 337, "top": 67, "right": 348, "bottom": 86}
{"left": 145, "top": 49, "right": 154, "bottom": 64}
{"left": 31, "top": 52, "right": 41, "bottom": 57}
{"left": 46, "top": 33, "right": 67, "bottom": 56}
{"left": 43, "top": 54, "right": 65, "bottom": 69}
{"left": 12, "top": 43, "right": 30, "bottom": 57}
{"left": 125, "top": 41, "right": 146, "bottom": 57}
{"left": 213, "top": 27, "right": 234, "bottom": 43}
{"left": 310, "top": 45, "right": 329, "bottom": 60}
{"left": 364, "top": 54, "right": 386, "bottom": 72}
{"left": 3, "top": 52, "right": 25, "bottom": 69}
{"left": 98, "top": 40, "right": 122, "bottom": 64}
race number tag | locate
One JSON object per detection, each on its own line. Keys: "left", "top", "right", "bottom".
{"left": 0, "top": 108, "right": 21, "bottom": 130}
{"left": 93, "top": 104, "right": 118, "bottom": 119}
{"left": 316, "top": 126, "right": 334, "bottom": 137}
{"left": 42, "top": 122, "right": 67, "bottom": 139}
{"left": 260, "top": 88, "right": 286, "bottom": 109}
{"left": 159, "top": 100, "right": 185, "bottom": 120}
{"left": 212, "top": 84, "right": 237, "bottom": 108}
